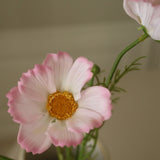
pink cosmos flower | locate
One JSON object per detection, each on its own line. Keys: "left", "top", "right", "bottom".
{"left": 132, "top": 0, "right": 160, "bottom": 6}
{"left": 123, "top": 0, "right": 160, "bottom": 40}
{"left": 6, "top": 52, "right": 112, "bottom": 154}
{"left": 144, "top": 0, "right": 160, "bottom": 6}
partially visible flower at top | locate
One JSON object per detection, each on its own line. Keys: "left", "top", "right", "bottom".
{"left": 144, "top": 0, "right": 160, "bottom": 6}
{"left": 123, "top": 0, "right": 160, "bottom": 40}
{"left": 6, "top": 52, "right": 112, "bottom": 154}
{"left": 131, "top": 0, "right": 160, "bottom": 6}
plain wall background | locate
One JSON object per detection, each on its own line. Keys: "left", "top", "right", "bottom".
{"left": 0, "top": 0, "right": 127, "bottom": 29}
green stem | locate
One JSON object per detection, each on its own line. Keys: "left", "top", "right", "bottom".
{"left": 83, "top": 129, "right": 98, "bottom": 160}
{"left": 106, "top": 33, "right": 149, "bottom": 88}
{"left": 75, "top": 145, "right": 80, "bottom": 160}
{"left": 0, "top": 155, "right": 14, "bottom": 160}
{"left": 66, "top": 147, "right": 71, "bottom": 160}
{"left": 56, "top": 147, "right": 64, "bottom": 160}
{"left": 88, "top": 75, "right": 95, "bottom": 87}
{"left": 77, "top": 134, "right": 90, "bottom": 160}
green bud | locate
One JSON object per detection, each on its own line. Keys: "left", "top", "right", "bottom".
{"left": 91, "top": 64, "right": 101, "bottom": 75}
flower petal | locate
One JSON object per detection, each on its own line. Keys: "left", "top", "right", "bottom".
{"left": 148, "top": 6, "right": 160, "bottom": 40}
{"left": 18, "top": 114, "right": 51, "bottom": 154}
{"left": 43, "top": 52, "right": 73, "bottom": 91}
{"left": 144, "top": 0, "right": 160, "bottom": 6}
{"left": 47, "top": 120, "right": 83, "bottom": 147}
{"left": 62, "top": 57, "right": 93, "bottom": 101}
{"left": 19, "top": 64, "right": 56, "bottom": 101}
{"left": 7, "top": 65, "right": 56, "bottom": 123}
{"left": 67, "top": 86, "right": 112, "bottom": 134}
{"left": 7, "top": 87, "right": 44, "bottom": 123}
{"left": 67, "top": 108, "right": 104, "bottom": 133}
{"left": 123, "top": 0, "right": 160, "bottom": 40}
{"left": 123, "top": 0, "right": 143, "bottom": 23}
{"left": 78, "top": 86, "right": 112, "bottom": 121}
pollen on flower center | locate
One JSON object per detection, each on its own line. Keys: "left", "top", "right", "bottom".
{"left": 46, "top": 91, "right": 78, "bottom": 120}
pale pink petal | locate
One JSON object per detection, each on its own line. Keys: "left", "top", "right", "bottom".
{"left": 43, "top": 52, "right": 73, "bottom": 91}
{"left": 78, "top": 86, "right": 112, "bottom": 121}
{"left": 67, "top": 108, "right": 104, "bottom": 134}
{"left": 62, "top": 57, "right": 93, "bottom": 101}
{"left": 148, "top": 6, "right": 160, "bottom": 40}
{"left": 123, "top": 0, "right": 143, "bottom": 23}
{"left": 7, "top": 87, "right": 44, "bottom": 124}
{"left": 19, "top": 65, "right": 56, "bottom": 101}
{"left": 18, "top": 114, "right": 52, "bottom": 154}
{"left": 47, "top": 121, "right": 83, "bottom": 147}
{"left": 123, "top": 0, "right": 160, "bottom": 40}
{"left": 7, "top": 65, "right": 56, "bottom": 123}
{"left": 132, "top": 0, "right": 160, "bottom": 5}
{"left": 144, "top": 0, "right": 160, "bottom": 6}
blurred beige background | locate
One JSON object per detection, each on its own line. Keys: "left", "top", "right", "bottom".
{"left": 0, "top": 0, "right": 160, "bottom": 160}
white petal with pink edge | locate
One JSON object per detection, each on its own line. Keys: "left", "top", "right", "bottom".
{"left": 47, "top": 120, "right": 84, "bottom": 147}
{"left": 43, "top": 52, "right": 73, "bottom": 91}
{"left": 62, "top": 57, "right": 93, "bottom": 101}
{"left": 123, "top": 0, "right": 160, "bottom": 40}
{"left": 18, "top": 114, "right": 52, "bottom": 154}
{"left": 7, "top": 65, "right": 56, "bottom": 124}
{"left": 144, "top": 0, "right": 160, "bottom": 6}
{"left": 148, "top": 6, "right": 160, "bottom": 40}
{"left": 7, "top": 87, "right": 45, "bottom": 124}
{"left": 19, "top": 65, "right": 56, "bottom": 101}
{"left": 78, "top": 86, "right": 112, "bottom": 121}
{"left": 67, "top": 108, "right": 104, "bottom": 134}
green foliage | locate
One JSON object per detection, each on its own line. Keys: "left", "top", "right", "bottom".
{"left": 138, "top": 25, "right": 149, "bottom": 38}
{"left": 77, "top": 128, "right": 98, "bottom": 160}
{"left": 109, "top": 56, "right": 146, "bottom": 102}
{"left": 79, "top": 56, "right": 145, "bottom": 159}
{"left": 91, "top": 64, "right": 101, "bottom": 75}
{"left": 87, "top": 56, "right": 145, "bottom": 104}
{"left": 0, "top": 155, "right": 14, "bottom": 160}
{"left": 155, "top": 40, "right": 160, "bottom": 43}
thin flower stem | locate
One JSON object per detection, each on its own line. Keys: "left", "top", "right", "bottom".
{"left": 105, "top": 33, "right": 149, "bottom": 88}
{"left": 66, "top": 147, "right": 71, "bottom": 160}
{"left": 88, "top": 75, "right": 95, "bottom": 87}
{"left": 75, "top": 145, "right": 80, "bottom": 160}
{"left": 56, "top": 147, "right": 64, "bottom": 160}
{"left": 95, "top": 75, "right": 100, "bottom": 84}
{"left": 0, "top": 155, "right": 14, "bottom": 160}
{"left": 83, "top": 128, "right": 98, "bottom": 160}
{"left": 77, "top": 133, "right": 90, "bottom": 160}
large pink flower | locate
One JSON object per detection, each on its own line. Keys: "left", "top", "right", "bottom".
{"left": 123, "top": 0, "right": 160, "bottom": 40}
{"left": 6, "top": 52, "right": 112, "bottom": 154}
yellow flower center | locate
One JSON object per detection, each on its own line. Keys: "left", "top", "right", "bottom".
{"left": 46, "top": 91, "right": 78, "bottom": 120}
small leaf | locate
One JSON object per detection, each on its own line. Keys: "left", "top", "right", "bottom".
{"left": 103, "top": 77, "right": 106, "bottom": 83}
{"left": 112, "top": 86, "right": 126, "bottom": 93}
{"left": 133, "top": 62, "right": 142, "bottom": 66}
{"left": 109, "top": 56, "right": 146, "bottom": 96}
{"left": 112, "top": 97, "right": 120, "bottom": 103}
{"left": 128, "top": 67, "right": 140, "bottom": 71}
{"left": 0, "top": 155, "right": 14, "bottom": 160}
{"left": 155, "top": 40, "right": 160, "bottom": 43}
